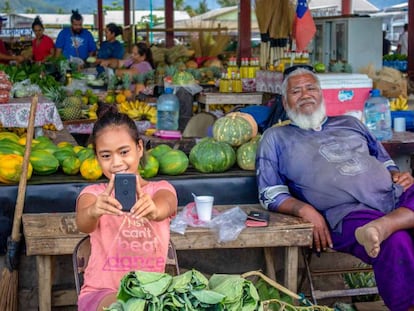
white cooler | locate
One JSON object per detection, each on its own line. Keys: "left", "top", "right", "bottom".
{"left": 317, "top": 73, "right": 373, "bottom": 116}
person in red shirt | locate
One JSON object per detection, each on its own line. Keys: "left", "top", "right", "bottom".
{"left": 31, "top": 16, "right": 55, "bottom": 62}
{"left": 0, "top": 16, "right": 25, "bottom": 65}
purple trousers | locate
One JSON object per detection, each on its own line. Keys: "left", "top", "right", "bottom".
{"left": 331, "top": 187, "right": 414, "bottom": 311}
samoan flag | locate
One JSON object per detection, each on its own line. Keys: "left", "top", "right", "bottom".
{"left": 293, "top": 0, "right": 316, "bottom": 51}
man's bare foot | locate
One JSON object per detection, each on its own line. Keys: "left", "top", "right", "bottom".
{"left": 355, "top": 225, "right": 382, "bottom": 258}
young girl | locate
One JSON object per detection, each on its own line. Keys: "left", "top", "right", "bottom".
{"left": 76, "top": 105, "right": 177, "bottom": 311}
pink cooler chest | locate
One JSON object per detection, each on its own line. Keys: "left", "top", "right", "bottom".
{"left": 316, "top": 73, "right": 373, "bottom": 116}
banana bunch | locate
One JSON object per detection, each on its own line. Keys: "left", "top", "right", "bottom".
{"left": 390, "top": 95, "right": 409, "bottom": 111}
{"left": 118, "top": 100, "right": 157, "bottom": 124}
{"left": 208, "top": 104, "right": 237, "bottom": 113}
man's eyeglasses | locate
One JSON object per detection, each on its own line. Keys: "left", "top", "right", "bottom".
{"left": 283, "top": 64, "right": 315, "bottom": 78}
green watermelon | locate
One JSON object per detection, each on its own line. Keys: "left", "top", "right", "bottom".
{"left": 139, "top": 154, "right": 159, "bottom": 178}
{"left": 158, "top": 149, "right": 188, "bottom": 175}
{"left": 189, "top": 137, "right": 236, "bottom": 173}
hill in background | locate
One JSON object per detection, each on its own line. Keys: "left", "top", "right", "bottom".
{"left": 3, "top": 0, "right": 220, "bottom": 14}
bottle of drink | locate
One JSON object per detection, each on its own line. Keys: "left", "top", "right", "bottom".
{"left": 156, "top": 87, "right": 179, "bottom": 131}
{"left": 363, "top": 89, "right": 392, "bottom": 141}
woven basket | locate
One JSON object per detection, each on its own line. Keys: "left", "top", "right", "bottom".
{"left": 241, "top": 271, "right": 334, "bottom": 311}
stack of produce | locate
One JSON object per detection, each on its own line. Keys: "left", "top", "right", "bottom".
{"left": 0, "top": 133, "right": 103, "bottom": 183}
{"left": 0, "top": 71, "right": 12, "bottom": 103}
{"left": 189, "top": 112, "right": 260, "bottom": 173}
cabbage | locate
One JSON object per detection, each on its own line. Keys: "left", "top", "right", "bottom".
{"left": 172, "top": 71, "right": 195, "bottom": 85}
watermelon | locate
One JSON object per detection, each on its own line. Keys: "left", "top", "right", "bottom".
{"left": 158, "top": 149, "right": 189, "bottom": 175}
{"left": 139, "top": 154, "right": 159, "bottom": 178}
{"left": 236, "top": 135, "right": 261, "bottom": 171}
{"left": 213, "top": 114, "right": 254, "bottom": 147}
{"left": 189, "top": 137, "right": 236, "bottom": 173}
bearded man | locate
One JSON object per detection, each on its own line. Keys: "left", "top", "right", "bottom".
{"left": 55, "top": 9, "right": 96, "bottom": 61}
{"left": 256, "top": 65, "right": 414, "bottom": 311}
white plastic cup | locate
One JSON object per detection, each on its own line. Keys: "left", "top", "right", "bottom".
{"left": 394, "top": 117, "right": 406, "bottom": 132}
{"left": 194, "top": 196, "right": 214, "bottom": 221}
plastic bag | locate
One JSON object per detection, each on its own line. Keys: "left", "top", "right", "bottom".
{"left": 170, "top": 203, "right": 247, "bottom": 243}
{"left": 208, "top": 206, "right": 247, "bottom": 243}
{"left": 11, "top": 79, "right": 41, "bottom": 98}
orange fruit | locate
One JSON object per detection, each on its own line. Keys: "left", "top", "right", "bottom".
{"left": 123, "top": 89, "right": 133, "bottom": 99}
{"left": 116, "top": 93, "right": 126, "bottom": 104}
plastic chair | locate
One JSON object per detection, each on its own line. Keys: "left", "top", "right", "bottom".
{"left": 72, "top": 236, "right": 180, "bottom": 295}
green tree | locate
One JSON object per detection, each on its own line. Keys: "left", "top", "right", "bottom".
{"left": 57, "top": 8, "right": 65, "bottom": 14}
{"left": 217, "top": 0, "right": 238, "bottom": 7}
{"left": 103, "top": 1, "right": 123, "bottom": 11}
{"left": 195, "top": 0, "right": 208, "bottom": 14}
{"left": 175, "top": 0, "right": 185, "bottom": 10}
{"left": 184, "top": 5, "right": 196, "bottom": 17}
{"left": 25, "top": 7, "right": 37, "bottom": 13}
{"left": 2, "top": 0, "right": 13, "bottom": 13}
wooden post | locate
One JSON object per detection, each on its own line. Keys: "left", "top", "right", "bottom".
{"left": 165, "top": 0, "right": 174, "bottom": 47}
{"left": 238, "top": 0, "right": 251, "bottom": 61}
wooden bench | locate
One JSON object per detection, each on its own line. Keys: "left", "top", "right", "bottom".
{"left": 22, "top": 204, "right": 313, "bottom": 311}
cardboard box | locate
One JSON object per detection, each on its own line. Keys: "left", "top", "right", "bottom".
{"left": 317, "top": 73, "right": 373, "bottom": 116}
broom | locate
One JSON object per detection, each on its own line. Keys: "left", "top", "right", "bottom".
{"left": 0, "top": 95, "right": 38, "bottom": 311}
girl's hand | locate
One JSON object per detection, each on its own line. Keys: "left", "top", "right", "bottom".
{"left": 392, "top": 171, "right": 414, "bottom": 191}
{"left": 88, "top": 174, "right": 123, "bottom": 218}
{"left": 130, "top": 177, "right": 159, "bottom": 220}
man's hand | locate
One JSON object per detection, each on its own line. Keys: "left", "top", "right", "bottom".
{"left": 391, "top": 171, "right": 414, "bottom": 191}
{"left": 278, "top": 197, "right": 333, "bottom": 252}
{"left": 298, "top": 205, "right": 333, "bottom": 252}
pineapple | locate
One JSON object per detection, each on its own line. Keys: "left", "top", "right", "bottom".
{"left": 43, "top": 85, "right": 66, "bottom": 107}
{"left": 58, "top": 96, "right": 83, "bottom": 121}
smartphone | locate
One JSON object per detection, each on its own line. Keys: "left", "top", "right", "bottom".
{"left": 115, "top": 173, "right": 137, "bottom": 212}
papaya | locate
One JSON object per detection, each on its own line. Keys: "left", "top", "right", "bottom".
{"left": 29, "top": 150, "right": 59, "bottom": 175}
{"left": 0, "top": 154, "right": 33, "bottom": 184}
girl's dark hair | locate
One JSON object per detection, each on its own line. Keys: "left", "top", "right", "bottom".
{"left": 135, "top": 42, "right": 155, "bottom": 69}
{"left": 32, "top": 16, "right": 44, "bottom": 30}
{"left": 90, "top": 103, "right": 140, "bottom": 151}
{"left": 71, "top": 9, "right": 83, "bottom": 23}
{"left": 106, "top": 23, "right": 123, "bottom": 37}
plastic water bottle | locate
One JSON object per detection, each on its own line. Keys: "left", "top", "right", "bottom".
{"left": 157, "top": 87, "right": 179, "bottom": 131}
{"left": 363, "top": 89, "right": 392, "bottom": 141}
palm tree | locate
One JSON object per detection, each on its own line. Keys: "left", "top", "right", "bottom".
{"left": 175, "top": 0, "right": 185, "bottom": 10}
{"left": 195, "top": 0, "right": 208, "bottom": 15}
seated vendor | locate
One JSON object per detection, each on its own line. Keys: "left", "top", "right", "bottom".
{"left": 256, "top": 65, "right": 414, "bottom": 311}
{"left": 100, "top": 42, "right": 154, "bottom": 78}
{"left": 0, "top": 16, "right": 25, "bottom": 65}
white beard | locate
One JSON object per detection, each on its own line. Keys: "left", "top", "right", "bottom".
{"left": 286, "top": 100, "right": 327, "bottom": 130}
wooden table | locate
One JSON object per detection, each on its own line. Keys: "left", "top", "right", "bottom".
{"left": 382, "top": 131, "right": 414, "bottom": 172}
{"left": 22, "top": 204, "right": 313, "bottom": 311}
{"left": 197, "top": 92, "right": 263, "bottom": 112}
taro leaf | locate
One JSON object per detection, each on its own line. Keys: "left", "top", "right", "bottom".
{"left": 124, "top": 298, "right": 146, "bottom": 311}
{"left": 117, "top": 272, "right": 146, "bottom": 302}
{"left": 168, "top": 270, "right": 193, "bottom": 293}
{"left": 209, "top": 275, "right": 244, "bottom": 303}
{"left": 103, "top": 301, "right": 125, "bottom": 311}
{"left": 190, "top": 289, "right": 226, "bottom": 305}
{"left": 191, "top": 269, "right": 210, "bottom": 290}
{"left": 135, "top": 271, "right": 172, "bottom": 297}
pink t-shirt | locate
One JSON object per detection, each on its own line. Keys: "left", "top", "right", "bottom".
{"left": 77, "top": 180, "right": 176, "bottom": 297}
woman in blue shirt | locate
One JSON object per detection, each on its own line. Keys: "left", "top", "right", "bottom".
{"left": 95, "top": 23, "right": 125, "bottom": 75}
